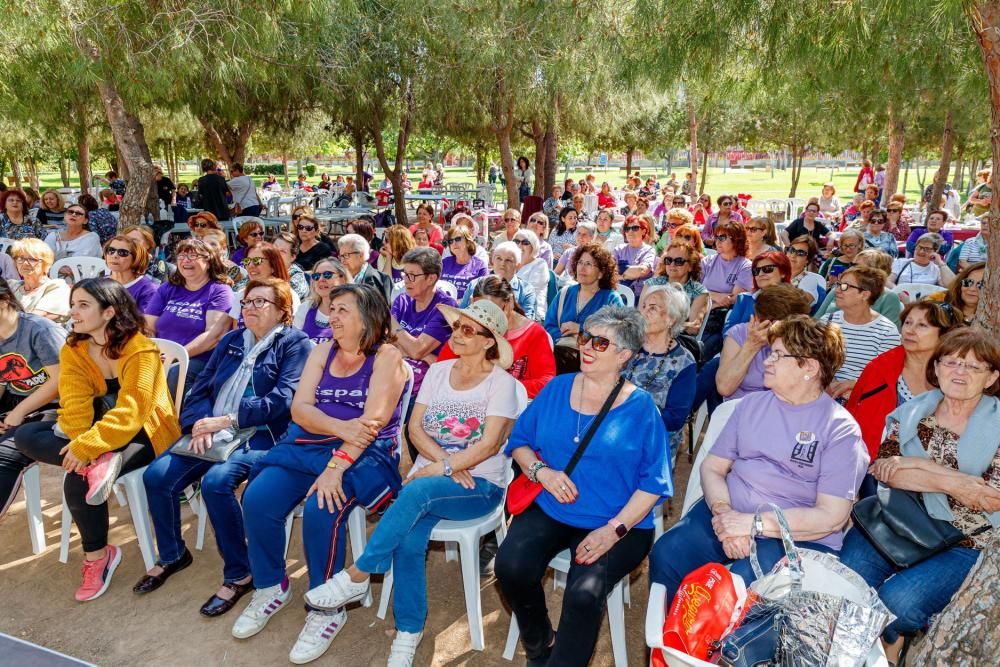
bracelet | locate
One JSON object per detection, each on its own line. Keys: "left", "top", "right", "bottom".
{"left": 333, "top": 450, "right": 355, "bottom": 465}
{"left": 527, "top": 461, "right": 549, "bottom": 483}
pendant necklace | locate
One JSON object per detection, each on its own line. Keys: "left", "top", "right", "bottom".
{"left": 574, "top": 376, "right": 597, "bottom": 444}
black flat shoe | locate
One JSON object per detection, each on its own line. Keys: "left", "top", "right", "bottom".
{"left": 132, "top": 548, "right": 193, "bottom": 594}
{"left": 199, "top": 579, "right": 254, "bottom": 617}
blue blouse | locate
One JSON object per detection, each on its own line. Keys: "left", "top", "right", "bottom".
{"left": 544, "top": 284, "right": 624, "bottom": 342}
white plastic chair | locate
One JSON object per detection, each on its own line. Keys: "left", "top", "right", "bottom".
{"left": 58, "top": 339, "right": 189, "bottom": 569}
{"left": 21, "top": 463, "right": 46, "bottom": 554}
{"left": 891, "top": 282, "right": 946, "bottom": 303}
{"left": 48, "top": 256, "right": 108, "bottom": 282}
{"left": 695, "top": 295, "right": 713, "bottom": 343}
{"left": 682, "top": 399, "right": 741, "bottom": 517}
{"left": 436, "top": 280, "right": 459, "bottom": 300}
{"left": 616, "top": 283, "right": 636, "bottom": 308}
{"left": 0, "top": 237, "right": 15, "bottom": 255}
{"left": 503, "top": 548, "right": 629, "bottom": 666}
{"left": 377, "top": 465, "right": 514, "bottom": 652}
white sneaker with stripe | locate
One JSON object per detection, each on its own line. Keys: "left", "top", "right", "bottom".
{"left": 289, "top": 609, "right": 347, "bottom": 664}
{"left": 232, "top": 581, "right": 291, "bottom": 639}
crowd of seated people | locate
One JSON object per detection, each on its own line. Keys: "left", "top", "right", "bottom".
{"left": 0, "top": 173, "right": 996, "bottom": 667}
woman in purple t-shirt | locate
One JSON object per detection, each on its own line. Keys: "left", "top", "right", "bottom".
{"left": 236, "top": 284, "right": 410, "bottom": 662}
{"left": 145, "top": 238, "right": 233, "bottom": 392}
{"left": 699, "top": 220, "right": 753, "bottom": 358}
{"left": 440, "top": 227, "right": 488, "bottom": 302}
{"left": 651, "top": 316, "right": 868, "bottom": 608}
{"left": 292, "top": 258, "right": 351, "bottom": 344}
{"left": 613, "top": 215, "right": 656, "bottom": 295}
{"left": 104, "top": 234, "right": 158, "bottom": 314}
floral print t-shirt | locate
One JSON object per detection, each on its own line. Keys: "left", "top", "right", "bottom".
{"left": 410, "top": 359, "right": 527, "bottom": 487}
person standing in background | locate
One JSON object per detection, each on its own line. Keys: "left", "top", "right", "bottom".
{"left": 228, "top": 163, "right": 262, "bottom": 218}
{"left": 196, "top": 159, "right": 231, "bottom": 222}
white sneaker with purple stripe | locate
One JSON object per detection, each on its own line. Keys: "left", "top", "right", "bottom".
{"left": 289, "top": 609, "right": 347, "bottom": 664}
{"left": 232, "top": 581, "right": 291, "bottom": 639}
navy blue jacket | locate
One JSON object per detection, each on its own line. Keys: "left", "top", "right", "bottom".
{"left": 180, "top": 327, "right": 312, "bottom": 450}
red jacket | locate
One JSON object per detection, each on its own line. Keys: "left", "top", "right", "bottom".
{"left": 844, "top": 345, "right": 905, "bottom": 461}
{"left": 853, "top": 166, "right": 874, "bottom": 193}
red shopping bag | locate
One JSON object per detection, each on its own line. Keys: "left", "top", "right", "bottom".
{"left": 652, "top": 563, "right": 748, "bottom": 664}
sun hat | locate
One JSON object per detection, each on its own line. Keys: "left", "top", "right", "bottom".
{"left": 436, "top": 300, "right": 513, "bottom": 369}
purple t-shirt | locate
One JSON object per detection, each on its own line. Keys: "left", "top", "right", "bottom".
{"left": 126, "top": 275, "right": 159, "bottom": 314}
{"left": 148, "top": 281, "right": 233, "bottom": 361}
{"left": 700, "top": 254, "right": 753, "bottom": 294}
{"left": 710, "top": 391, "right": 868, "bottom": 549}
{"left": 391, "top": 288, "right": 457, "bottom": 393}
{"left": 314, "top": 344, "right": 402, "bottom": 440}
{"left": 301, "top": 305, "right": 333, "bottom": 345}
{"left": 724, "top": 323, "right": 769, "bottom": 399}
{"left": 614, "top": 243, "right": 656, "bottom": 294}
{"left": 440, "top": 255, "right": 488, "bottom": 301}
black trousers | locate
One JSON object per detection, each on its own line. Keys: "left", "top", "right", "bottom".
{"left": 0, "top": 397, "right": 57, "bottom": 519}
{"left": 14, "top": 422, "right": 155, "bottom": 553}
{"left": 495, "top": 504, "right": 653, "bottom": 666}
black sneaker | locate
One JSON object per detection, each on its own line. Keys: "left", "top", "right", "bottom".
{"left": 479, "top": 533, "right": 498, "bottom": 577}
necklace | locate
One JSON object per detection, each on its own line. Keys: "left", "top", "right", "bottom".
{"left": 574, "top": 376, "right": 598, "bottom": 444}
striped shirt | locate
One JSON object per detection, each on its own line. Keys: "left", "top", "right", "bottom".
{"left": 828, "top": 311, "right": 901, "bottom": 382}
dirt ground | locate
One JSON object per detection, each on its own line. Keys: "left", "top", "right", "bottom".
{"left": 0, "top": 453, "right": 694, "bottom": 667}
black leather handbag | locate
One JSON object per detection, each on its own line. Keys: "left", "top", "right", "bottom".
{"left": 717, "top": 605, "right": 782, "bottom": 667}
{"left": 851, "top": 483, "right": 989, "bottom": 568}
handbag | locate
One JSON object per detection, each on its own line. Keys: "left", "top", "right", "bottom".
{"left": 850, "top": 482, "right": 989, "bottom": 568}
{"left": 506, "top": 376, "right": 625, "bottom": 515}
{"left": 717, "top": 604, "right": 781, "bottom": 667}
{"left": 553, "top": 286, "right": 577, "bottom": 349}
{"left": 660, "top": 563, "right": 749, "bottom": 661}
{"left": 171, "top": 427, "right": 258, "bottom": 463}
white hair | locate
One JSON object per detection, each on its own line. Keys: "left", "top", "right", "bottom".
{"left": 513, "top": 228, "right": 539, "bottom": 256}
{"left": 493, "top": 240, "right": 522, "bottom": 263}
{"left": 641, "top": 283, "right": 690, "bottom": 339}
{"left": 338, "top": 233, "right": 370, "bottom": 257}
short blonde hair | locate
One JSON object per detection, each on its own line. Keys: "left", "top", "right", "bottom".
{"left": 666, "top": 207, "right": 694, "bottom": 226}
{"left": 40, "top": 189, "right": 65, "bottom": 211}
{"left": 12, "top": 238, "right": 55, "bottom": 272}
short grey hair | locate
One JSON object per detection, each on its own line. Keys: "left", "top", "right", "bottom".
{"left": 401, "top": 246, "right": 442, "bottom": 277}
{"left": 640, "top": 283, "right": 690, "bottom": 338}
{"left": 576, "top": 221, "right": 598, "bottom": 238}
{"left": 492, "top": 240, "right": 522, "bottom": 263}
{"left": 840, "top": 227, "right": 864, "bottom": 243}
{"left": 338, "top": 233, "right": 370, "bottom": 257}
{"left": 584, "top": 306, "right": 645, "bottom": 355}
{"left": 916, "top": 232, "right": 944, "bottom": 251}
{"left": 513, "top": 229, "right": 539, "bottom": 256}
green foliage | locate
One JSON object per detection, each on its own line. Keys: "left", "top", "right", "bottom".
{"left": 250, "top": 163, "right": 284, "bottom": 176}
{"left": 304, "top": 164, "right": 317, "bottom": 177}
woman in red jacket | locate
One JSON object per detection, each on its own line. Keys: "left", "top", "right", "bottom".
{"left": 845, "top": 301, "right": 956, "bottom": 460}
{"left": 437, "top": 275, "right": 554, "bottom": 399}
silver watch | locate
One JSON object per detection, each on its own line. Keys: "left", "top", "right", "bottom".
{"left": 442, "top": 457, "right": 453, "bottom": 477}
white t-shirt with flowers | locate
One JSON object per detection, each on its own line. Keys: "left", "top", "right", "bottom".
{"left": 410, "top": 359, "right": 527, "bottom": 487}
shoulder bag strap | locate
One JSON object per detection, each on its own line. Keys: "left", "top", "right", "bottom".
{"left": 556, "top": 284, "right": 569, "bottom": 329}
{"left": 564, "top": 375, "right": 626, "bottom": 476}
{"left": 895, "top": 259, "right": 914, "bottom": 284}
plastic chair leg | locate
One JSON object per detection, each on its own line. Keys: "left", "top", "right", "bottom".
{"left": 608, "top": 579, "right": 628, "bottom": 667}
{"left": 502, "top": 613, "right": 520, "bottom": 661}
{"left": 58, "top": 487, "right": 71, "bottom": 564}
{"left": 283, "top": 511, "right": 294, "bottom": 559}
{"left": 195, "top": 492, "right": 208, "bottom": 551}
{"left": 23, "top": 465, "right": 46, "bottom": 554}
{"left": 121, "top": 475, "right": 157, "bottom": 571}
{"left": 347, "top": 506, "right": 372, "bottom": 608}
{"left": 458, "top": 534, "right": 485, "bottom": 651}
{"left": 376, "top": 565, "right": 393, "bottom": 620}
{"left": 445, "top": 542, "right": 459, "bottom": 562}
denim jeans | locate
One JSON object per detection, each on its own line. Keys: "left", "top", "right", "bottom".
{"left": 355, "top": 475, "right": 504, "bottom": 633}
{"left": 838, "top": 527, "right": 981, "bottom": 642}
{"left": 143, "top": 445, "right": 269, "bottom": 582}
{"left": 649, "top": 499, "right": 836, "bottom": 607}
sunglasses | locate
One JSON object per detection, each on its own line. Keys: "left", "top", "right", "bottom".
{"left": 515, "top": 238, "right": 532, "bottom": 246}
{"left": 661, "top": 256, "right": 688, "bottom": 266}
{"left": 450, "top": 321, "right": 491, "bottom": 338}
{"left": 577, "top": 330, "right": 615, "bottom": 352}
{"left": 247, "top": 231, "right": 264, "bottom": 238}
{"left": 242, "top": 256, "right": 267, "bottom": 266}
{"left": 291, "top": 213, "right": 303, "bottom": 220}
{"left": 752, "top": 264, "right": 778, "bottom": 276}
{"left": 962, "top": 278, "right": 985, "bottom": 289}
{"left": 869, "top": 219, "right": 886, "bottom": 225}
{"left": 624, "top": 225, "right": 643, "bottom": 233}
{"left": 66, "top": 209, "right": 86, "bottom": 217}
{"left": 447, "top": 237, "right": 465, "bottom": 245}
{"left": 805, "top": 209, "right": 819, "bottom": 214}
{"left": 677, "top": 233, "right": 696, "bottom": 241}
{"left": 296, "top": 224, "right": 317, "bottom": 232}
{"left": 746, "top": 226, "right": 765, "bottom": 232}
{"left": 720, "top": 201, "right": 733, "bottom": 206}
{"left": 311, "top": 270, "right": 338, "bottom": 281}
{"left": 672, "top": 199, "right": 686, "bottom": 205}
{"left": 714, "top": 234, "right": 730, "bottom": 242}
{"left": 105, "top": 247, "right": 133, "bottom": 258}
{"left": 785, "top": 247, "right": 809, "bottom": 258}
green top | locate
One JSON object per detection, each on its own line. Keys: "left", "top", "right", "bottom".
{"left": 813, "top": 288, "right": 903, "bottom": 330}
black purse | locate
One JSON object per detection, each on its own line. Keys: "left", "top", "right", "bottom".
{"left": 851, "top": 483, "right": 989, "bottom": 569}
{"left": 717, "top": 605, "right": 782, "bottom": 667}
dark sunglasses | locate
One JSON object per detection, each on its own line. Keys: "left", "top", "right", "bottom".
{"left": 577, "top": 330, "right": 615, "bottom": 352}
{"left": 962, "top": 278, "right": 985, "bottom": 289}
{"left": 242, "top": 256, "right": 267, "bottom": 266}
{"left": 785, "top": 247, "right": 809, "bottom": 258}
{"left": 624, "top": 225, "right": 643, "bottom": 233}
{"left": 247, "top": 231, "right": 264, "bottom": 238}
{"left": 296, "top": 224, "right": 317, "bottom": 232}
{"left": 66, "top": 209, "right": 86, "bottom": 217}
{"left": 746, "top": 226, "right": 765, "bottom": 232}
{"left": 720, "top": 200, "right": 733, "bottom": 206}
{"left": 447, "top": 236, "right": 465, "bottom": 245}
{"left": 671, "top": 199, "right": 686, "bottom": 205}
{"left": 515, "top": 239, "right": 533, "bottom": 246}
{"left": 104, "top": 247, "right": 133, "bottom": 258}
{"left": 752, "top": 264, "right": 778, "bottom": 276}
{"left": 661, "top": 256, "right": 688, "bottom": 266}
{"left": 869, "top": 218, "right": 886, "bottom": 225}
{"left": 291, "top": 213, "right": 303, "bottom": 220}
{"left": 311, "top": 270, "right": 338, "bottom": 281}
{"left": 450, "top": 321, "right": 491, "bottom": 338}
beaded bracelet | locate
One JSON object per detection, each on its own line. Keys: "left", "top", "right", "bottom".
{"left": 527, "top": 460, "right": 549, "bottom": 483}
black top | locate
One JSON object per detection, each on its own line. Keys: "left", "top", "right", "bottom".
{"left": 294, "top": 241, "right": 334, "bottom": 270}
{"left": 784, "top": 217, "right": 829, "bottom": 244}
{"left": 156, "top": 176, "right": 176, "bottom": 207}
{"left": 196, "top": 173, "right": 231, "bottom": 221}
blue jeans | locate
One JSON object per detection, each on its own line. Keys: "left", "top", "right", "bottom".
{"left": 839, "top": 527, "right": 980, "bottom": 642}
{"left": 649, "top": 499, "right": 836, "bottom": 607}
{"left": 243, "top": 441, "right": 400, "bottom": 590}
{"left": 355, "top": 475, "right": 504, "bottom": 633}
{"left": 144, "top": 445, "right": 268, "bottom": 582}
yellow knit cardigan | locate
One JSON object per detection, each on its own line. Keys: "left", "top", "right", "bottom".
{"left": 57, "top": 333, "right": 181, "bottom": 461}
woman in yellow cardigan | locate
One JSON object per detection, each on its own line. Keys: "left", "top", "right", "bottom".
{"left": 16, "top": 277, "right": 179, "bottom": 602}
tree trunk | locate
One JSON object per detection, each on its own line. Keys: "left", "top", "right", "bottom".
{"left": 351, "top": 126, "right": 365, "bottom": 188}
{"left": 699, "top": 146, "right": 709, "bottom": 195}
{"left": 788, "top": 145, "right": 804, "bottom": 197}
{"left": 911, "top": 532, "right": 1000, "bottom": 664}
{"left": 25, "top": 157, "right": 40, "bottom": 191}
{"left": 688, "top": 100, "right": 699, "bottom": 196}
{"left": 953, "top": 143, "right": 965, "bottom": 193}
{"left": 496, "top": 124, "right": 519, "bottom": 210}
{"left": 96, "top": 76, "right": 155, "bottom": 226}
{"left": 198, "top": 117, "right": 254, "bottom": 167}
{"left": 281, "top": 155, "right": 289, "bottom": 187}
{"left": 881, "top": 107, "right": 905, "bottom": 207}
{"left": 970, "top": 0, "right": 1000, "bottom": 335}
{"left": 115, "top": 141, "right": 130, "bottom": 182}
{"left": 543, "top": 96, "right": 559, "bottom": 196}
{"left": 928, "top": 109, "right": 954, "bottom": 214}
{"left": 58, "top": 156, "right": 70, "bottom": 187}
{"left": 370, "top": 83, "right": 414, "bottom": 227}
{"left": 10, "top": 158, "right": 22, "bottom": 188}
{"left": 902, "top": 159, "right": 910, "bottom": 196}
{"left": 529, "top": 116, "right": 545, "bottom": 197}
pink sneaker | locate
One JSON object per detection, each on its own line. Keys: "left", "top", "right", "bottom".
{"left": 76, "top": 544, "right": 122, "bottom": 602}
{"left": 84, "top": 452, "right": 123, "bottom": 506}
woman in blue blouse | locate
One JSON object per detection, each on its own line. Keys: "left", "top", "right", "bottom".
{"left": 864, "top": 209, "right": 899, "bottom": 258}
{"left": 496, "top": 306, "right": 671, "bottom": 667}
{"left": 544, "top": 243, "right": 624, "bottom": 374}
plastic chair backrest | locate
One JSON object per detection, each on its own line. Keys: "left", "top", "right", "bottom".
{"left": 615, "top": 283, "right": 635, "bottom": 308}
{"left": 695, "top": 295, "right": 713, "bottom": 342}
{"left": 945, "top": 241, "right": 964, "bottom": 273}
{"left": 891, "top": 282, "right": 946, "bottom": 302}
{"left": 0, "top": 238, "right": 14, "bottom": 255}
{"left": 546, "top": 270, "right": 558, "bottom": 308}
{"left": 398, "top": 364, "right": 415, "bottom": 428}
{"left": 150, "top": 337, "right": 190, "bottom": 414}
{"left": 436, "top": 280, "right": 458, "bottom": 300}
{"left": 681, "top": 398, "right": 741, "bottom": 516}
{"left": 48, "top": 257, "right": 109, "bottom": 283}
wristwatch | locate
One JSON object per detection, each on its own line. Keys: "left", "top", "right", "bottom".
{"left": 442, "top": 458, "right": 453, "bottom": 477}
{"left": 608, "top": 518, "right": 628, "bottom": 539}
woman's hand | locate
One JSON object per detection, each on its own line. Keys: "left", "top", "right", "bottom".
{"left": 307, "top": 467, "right": 348, "bottom": 512}
{"left": 192, "top": 416, "right": 231, "bottom": 437}
{"left": 827, "top": 379, "right": 856, "bottom": 400}
{"left": 559, "top": 321, "right": 580, "bottom": 337}
{"left": 947, "top": 475, "right": 1000, "bottom": 512}
{"left": 868, "top": 455, "right": 924, "bottom": 483}
{"left": 722, "top": 536, "right": 752, "bottom": 560}
{"left": 188, "top": 433, "right": 214, "bottom": 455}
{"left": 745, "top": 316, "right": 772, "bottom": 351}
{"left": 341, "top": 418, "right": 381, "bottom": 449}
{"left": 0, "top": 411, "right": 25, "bottom": 434}
{"left": 538, "top": 467, "right": 578, "bottom": 504}
{"left": 711, "top": 509, "right": 753, "bottom": 541}
{"left": 575, "top": 525, "right": 619, "bottom": 565}
{"left": 59, "top": 444, "right": 89, "bottom": 474}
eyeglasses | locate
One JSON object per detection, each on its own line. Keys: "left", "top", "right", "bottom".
{"left": 576, "top": 260, "right": 598, "bottom": 270}
{"left": 661, "top": 256, "right": 688, "bottom": 266}
{"left": 677, "top": 234, "right": 696, "bottom": 241}
{"left": 514, "top": 238, "right": 532, "bottom": 247}
{"left": 402, "top": 271, "right": 427, "bottom": 282}
{"left": 176, "top": 252, "right": 209, "bottom": 261}
{"left": 105, "top": 247, "right": 133, "bottom": 258}
{"left": 915, "top": 245, "right": 936, "bottom": 254}
{"left": 242, "top": 256, "right": 267, "bottom": 266}
{"left": 241, "top": 297, "right": 276, "bottom": 310}
{"left": 247, "top": 231, "right": 264, "bottom": 238}
{"left": 672, "top": 199, "right": 686, "bottom": 205}
{"left": 191, "top": 222, "right": 210, "bottom": 230}
{"left": 962, "top": 278, "right": 985, "bottom": 289}
{"left": 340, "top": 251, "right": 362, "bottom": 260}
{"left": 451, "top": 321, "right": 491, "bottom": 338}
{"left": 805, "top": 208, "right": 820, "bottom": 214}
{"left": 937, "top": 357, "right": 993, "bottom": 373}
{"left": 311, "top": 270, "right": 339, "bottom": 281}
{"left": 746, "top": 227, "right": 765, "bottom": 232}
{"left": 296, "top": 224, "right": 316, "bottom": 232}
{"left": 752, "top": 265, "right": 778, "bottom": 276}
{"left": 785, "top": 247, "right": 809, "bottom": 258}
{"left": 720, "top": 201, "right": 733, "bottom": 206}
{"left": 577, "top": 330, "right": 616, "bottom": 352}
{"left": 13, "top": 257, "right": 41, "bottom": 266}
{"left": 833, "top": 281, "right": 866, "bottom": 293}
{"left": 714, "top": 235, "right": 730, "bottom": 242}
{"left": 869, "top": 219, "right": 886, "bottom": 225}
{"left": 887, "top": 209, "right": 902, "bottom": 214}
{"left": 447, "top": 237, "right": 464, "bottom": 245}
{"left": 624, "top": 225, "right": 643, "bottom": 233}
{"left": 66, "top": 209, "right": 86, "bottom": 217}
{"left": 765, "top": 350, "right": 804, "bottom": 363}
{"left": 840, "top": 243, "right": 861, "bottom": 250}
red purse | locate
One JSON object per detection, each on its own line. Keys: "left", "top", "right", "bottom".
{"left": 506, "top": 377, "right": 625, "bottom": 515}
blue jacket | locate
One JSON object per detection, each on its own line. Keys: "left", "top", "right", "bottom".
{"left": 180, "top": 327, "right": 312, "bottom": 450}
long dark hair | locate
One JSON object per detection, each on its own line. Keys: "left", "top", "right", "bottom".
{"left": 67, "top": 278, "right": 144, "bottom": 359}
{"left": 0, "top": 277, "right": 25, "bottom": 314}
{"left": 472, "top": 275, "right": 525, "bottom": 315}
{"left": 556, "top": 206, "right": 577, "bottom": 235}
{"left": 327, "top": 284, "right": 393, "bottom": 355}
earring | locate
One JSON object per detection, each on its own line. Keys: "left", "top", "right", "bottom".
{"left": 803, "top": 375, "right": 811, "bottom": 381}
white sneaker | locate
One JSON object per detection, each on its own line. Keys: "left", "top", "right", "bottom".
{"left": 303, "top": 570, "right": 370, "bottom": 610}
{"left": 289, "top": 609, "right": 347, "bottom": 664}
{"left": 231, "top": 582, "right": 291, "bottom": 639}
{"left": 387, "top": 631, "right": 423, "bottom": 667}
